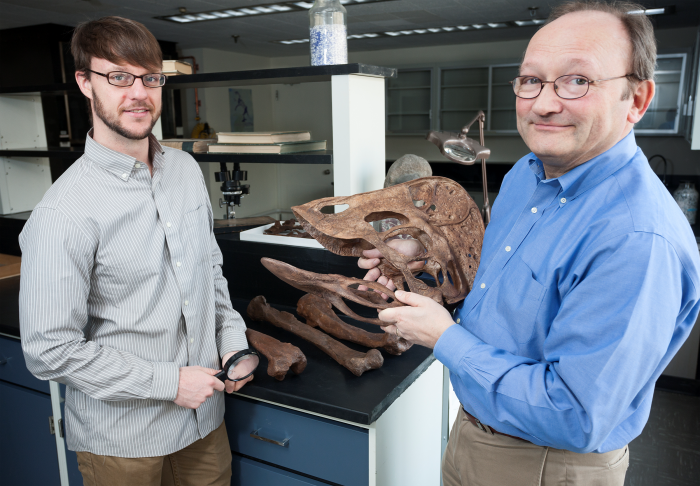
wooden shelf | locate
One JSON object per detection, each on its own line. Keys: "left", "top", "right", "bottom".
{"left": 0, "top": 147, "right": 333, "bottom": 164}
{"left": 0, "top": 64, "right": 397, "bottom": 94}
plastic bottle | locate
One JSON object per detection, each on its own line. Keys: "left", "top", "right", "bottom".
{"left": 673, "top": 181, "right": 699, "bottom": 224}
{"left": 309, "top": 0, "right": 348, "bottom": 66}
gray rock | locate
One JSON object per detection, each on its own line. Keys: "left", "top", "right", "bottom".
{"left": 384, "top": 154, "right": 432, "bottom": 188}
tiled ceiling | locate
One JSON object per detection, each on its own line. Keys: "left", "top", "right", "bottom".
{"left": 1, "top": 0, "right": 698, "bottom": 57}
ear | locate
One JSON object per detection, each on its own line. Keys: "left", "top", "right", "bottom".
{"left": 627, "top": 79, "right": 655, "bottom": 124}
{"left": 75, "top": 70, "right": 93, "bottom": 102}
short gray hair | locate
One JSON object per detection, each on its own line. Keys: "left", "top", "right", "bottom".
{"left": 545, "top": 1, "right": 656, "bottom": 98}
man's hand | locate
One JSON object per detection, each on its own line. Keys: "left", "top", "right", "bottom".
{"left": 221, "top": 351, "right": 254, "bottom": 394}
{"left": 174, "top": 366, "right": 226, "bottom": 409}
{"left": 358, "top": 238, "right": 426, "bottom": 296}
{"left": 378, "top": 290, "right": 454, "bottom": 349}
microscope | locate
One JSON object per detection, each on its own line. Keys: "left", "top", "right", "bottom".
{"left": 215, "top": 162, "right": 250, "bottom": 219}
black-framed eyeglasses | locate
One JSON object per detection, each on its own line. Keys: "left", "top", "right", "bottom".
{"left": 510, "top": 74, "right": 635, "bottom": 100}
{"left": 86, "top": 69, "right": 167, "bottom": 88}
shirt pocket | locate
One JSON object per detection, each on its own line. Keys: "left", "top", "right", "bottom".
{"left": 489, "top": 255, "right": 546, "bottom": 344}
{"left": 182, "top": 204, "right": 211, "bottom": 264}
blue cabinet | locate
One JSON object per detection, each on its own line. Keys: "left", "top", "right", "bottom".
{"left": 226, "top": 396, "right": 369, "bottom": 486}
{"left": 0, "top": 381, "right": 61, "bottom": 485}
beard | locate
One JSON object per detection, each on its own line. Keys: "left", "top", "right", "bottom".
{"left": 93, "top": 90, "right": 161, "bottom": 141}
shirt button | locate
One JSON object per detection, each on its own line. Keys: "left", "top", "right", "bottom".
{"left": 121, "top": 173, "right": 128, "bottom": 180}
{"left": 177, "top": 262, "right": 182, "bottom": 267}
{"left": 560, "top": 197, "right": 567, "bottom": 204}
{"left": 190, "top": 338, "right": 194, "bottom": 344}
{"left": 184, "top": 300, "right": 189, "bottom": 306}
{"left": 505, "top": 246, "right": 511, "bottom": 252}
{"left": 135, "top": 163, "right": 141, "bottom": 168}
{"left": 531, "top": 207, "right": 538, "bottom": 214}
{"left": 166, "top": 222, "right": 172, "bottom": 228}
{"left": 480, "top": 283, "right": 485, "bottom": 289}
{"left": 456, "top": 318, "right": 461, "bottom": 324}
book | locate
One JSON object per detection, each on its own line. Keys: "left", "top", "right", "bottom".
{"left": 159, "top": 139, "right": 215, "bottom": 153}
{"left": 162, "top": 60, "right": 193, "bottom": 76}
{"left": 216, "top": 131, "right": 311, "bottom": 144}
{"left": 208, "top": 140, "right": 326, "bottom": 154}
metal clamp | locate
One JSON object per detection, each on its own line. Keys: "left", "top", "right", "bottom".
{"left": 250, "top": 429, "right": 289, "bottom": 447}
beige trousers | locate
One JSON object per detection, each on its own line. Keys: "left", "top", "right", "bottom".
{"left": 442, "top": 408, "right": 629, "bottom": 486}
{"left": 76, "top": 421, "right": 232, "bottom": 486}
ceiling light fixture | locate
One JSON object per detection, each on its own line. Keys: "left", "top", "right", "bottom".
{"left": 627, "top": 7, "right": 670, "bottom": 15}
{"left": 274, "top": 17, "right": 552, "bottom": 44}
{"left": 157, "top": 0, "right": 396, "bottom": 23}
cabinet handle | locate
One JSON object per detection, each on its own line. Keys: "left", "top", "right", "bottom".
{"left": 250, "top": 428, "right": 289, "bottom": 447}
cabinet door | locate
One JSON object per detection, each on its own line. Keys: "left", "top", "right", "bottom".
{"left": 232, "top": 454, "right": 330, "bottom": 486}
{"left": 0, "top": 381, "right": 61, "bottom": 485}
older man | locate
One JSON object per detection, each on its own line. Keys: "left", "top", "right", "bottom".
{"left": 360, "top": 2, "right": 700, "bottom": 485}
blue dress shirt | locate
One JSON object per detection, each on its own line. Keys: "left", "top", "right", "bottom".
{"left": 434, "top": 131, "right": 700, "bottom": 453}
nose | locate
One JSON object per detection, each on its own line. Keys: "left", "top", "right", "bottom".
{"left": 530, "top": 81, "right": 563, "bottom": 117}
{"left": 126, "top": 77, "right": 149, "bottom": 100}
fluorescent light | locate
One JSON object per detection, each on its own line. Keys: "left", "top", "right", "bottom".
{"left": 628, "top": 7, "right": 666, "bottom": 15}
{"left": 156, "top": 0, "right": 395, "bottom": 23}
{"left": 274, "top": 15, "right": 559, "bottom": 44}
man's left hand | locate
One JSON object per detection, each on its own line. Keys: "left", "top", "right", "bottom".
{"left": 221, "top": 351, "right": 254, "bottom": 393}
{"left": 378, "top": 290, "right": 455, "bottom": 349}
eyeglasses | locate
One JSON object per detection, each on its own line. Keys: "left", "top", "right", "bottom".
{"left": 511, "top": 74, "right": 635, "bottom": 100}
{"left": 86, "top": 69, "right": 167, "bottom": 88}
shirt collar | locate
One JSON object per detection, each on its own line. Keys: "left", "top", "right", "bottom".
{"left": 84, "top": 129, "right": 166, "bottom": 182}
{"left": 526, "top": 130, "right": 638, "bottom": 200}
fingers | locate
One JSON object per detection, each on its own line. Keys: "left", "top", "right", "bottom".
{"left": 378, "top": 307, "right": 398, "bottom": 325}
{"left": 363, "top": 268, "right": 381, "bottom": 283}
{"left": 200, "top": 367, "right": 220, "bottom": 376}
{"left": 358, "top": 257, "right": 381, "bottom": 270}
{"left": 362, "top": 248, "right": 384, "bottom": 259}
{"left": 394, "top": 290, "right": 433, "bottom": 307}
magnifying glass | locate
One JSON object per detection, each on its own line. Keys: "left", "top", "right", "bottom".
{"left": 214, "top": 349, "right": 260, "bottom": 382}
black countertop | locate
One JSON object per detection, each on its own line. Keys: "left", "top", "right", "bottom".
{"left": 227, "top": 297, "right": 434, "bottom": 425}
{"left": 0, "top": 276, "right": 20, "bottom": 338}
{"left": 0, "top": 271, "right": 435, "bottom": 425}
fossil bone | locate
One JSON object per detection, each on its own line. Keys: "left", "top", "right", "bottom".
{"left": 247, "top": 295, "right": 383, "bottom": 377}
{"left": 291, "top": 176, "right": 484, "bottom": 306}
{"left": 261, "top": 257, "right": 401, "bottom": 326}
{"left": 297, "top": 294, "right": 412, "bottom": 355}
{"left": 245, "top": 329, "right": 307, "bottom": 381}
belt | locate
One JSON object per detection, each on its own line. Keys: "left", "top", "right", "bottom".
{"left": 462, "top": 407, "right": 528, "bottom": 442}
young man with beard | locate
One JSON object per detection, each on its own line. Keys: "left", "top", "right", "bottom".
{"left": 19, "top": 17, "right": 248, "bottom": 485}
{"left": 360, "top": 2, "right": 700, "bottom": 485}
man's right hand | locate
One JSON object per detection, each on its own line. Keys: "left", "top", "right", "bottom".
{"left": 174, "top": 366, "right": 225, "bottom": 409}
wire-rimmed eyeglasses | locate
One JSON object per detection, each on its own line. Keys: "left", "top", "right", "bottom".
{"left": 87, "top": 69, "right": 167, "bottom": 88}
{"left": 510, "top": 74, "right": 634, "bottom": 100}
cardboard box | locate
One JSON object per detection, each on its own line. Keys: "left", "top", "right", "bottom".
{"left": 0, "top": 254, "right": 21, "bottom": 280}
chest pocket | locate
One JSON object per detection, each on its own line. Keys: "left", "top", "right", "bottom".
{"left": 488, "top": 255, "right": 546, "bottom": 344}
{"left": 182, "top": 205, "right": 210, "bottom": 264}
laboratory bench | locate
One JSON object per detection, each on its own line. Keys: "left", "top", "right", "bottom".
{"left": 0, "top": 235, "right": 447, "bottom": 486}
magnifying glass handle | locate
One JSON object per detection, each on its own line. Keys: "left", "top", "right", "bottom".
{"left": 214, "top": 370, "right": 227, "bottom": 382}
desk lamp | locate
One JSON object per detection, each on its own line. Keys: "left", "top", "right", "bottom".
{"left": 427, "top": 110, "right": 491, "bottom": 224}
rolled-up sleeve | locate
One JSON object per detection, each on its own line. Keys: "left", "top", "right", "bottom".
{"left": 19, "top": 208, "right": 180, "bottom": 401}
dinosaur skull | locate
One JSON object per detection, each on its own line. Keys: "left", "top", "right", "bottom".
{"left": 290, "top": 176, "right": 484, "bottom": 306}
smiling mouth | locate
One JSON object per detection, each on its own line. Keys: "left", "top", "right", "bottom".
{"left": 124, "top": 109, "right": 149, "bottom": 113}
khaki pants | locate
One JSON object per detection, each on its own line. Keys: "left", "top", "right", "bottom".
{"left": 443, "top": 408, "right": 629, "bottom": 486}
{"left": 76, "top": 421, "right": 232, "bottom": 486}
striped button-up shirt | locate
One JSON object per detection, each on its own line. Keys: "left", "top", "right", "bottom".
{"left": 19, "top": 131, "right": 247, "bottom": 458}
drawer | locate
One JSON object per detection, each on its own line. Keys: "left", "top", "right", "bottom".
{"left": 232, "top": 454, "right": 330, "bottom": 486}
{"left": 225, "top": 396, "right": 369, "bottom": 486}
{"left": 0, "top": 336, "right": 49, "bottom": 394}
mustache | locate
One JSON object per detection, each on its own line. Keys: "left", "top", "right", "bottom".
{"left": 121, "top": 102, "right": 154, "bottom": 112}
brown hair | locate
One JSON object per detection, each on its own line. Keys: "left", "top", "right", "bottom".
{"left": 545, "top": 1, "right": 656, "bottom": 98}
{"left": 71, "top": 16, "right": 162, "bottom": 77}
